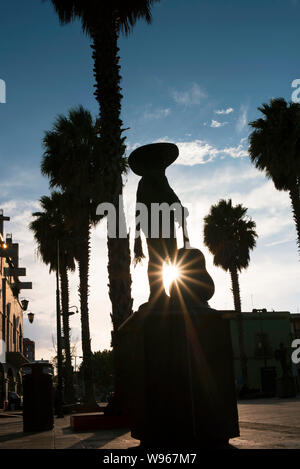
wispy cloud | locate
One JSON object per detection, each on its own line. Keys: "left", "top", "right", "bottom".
{"left": 172, "top": 139, "right": 248, "bottom": 165}
{"left": 265, "top": 236, "right": 296, "bottom": 247}
{"left": 143, "top": 107, "right": 171, "bottom": 120}
{"left": 215, "top": 107, "right": 234, "bottom": 115}
{"left": 236, "top": 105, "right": 248, "bottom": 132}
{"left": 210, "top": 119, "right": 227, "bottom": 128}
{"left": 221, "top": 143, "right": 248, "bottom": 158}
{"left": 171, "top": 83, "right": 207, "bottom": 106}
{"left": 175, "top": 140, "right": 217, "bottom": 165}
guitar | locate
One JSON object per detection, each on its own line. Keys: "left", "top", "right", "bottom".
{"left": 169, "top": 208, "right": 215, "bottom": 307}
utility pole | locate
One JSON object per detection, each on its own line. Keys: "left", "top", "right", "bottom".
{"left": 56, "top": 239, "right": 64, "bottom": 418}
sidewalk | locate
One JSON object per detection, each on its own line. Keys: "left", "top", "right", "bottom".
{"left": 0, "top": 398, "right": 299, "bottom": 449}
{"left": 0, "top": 412, "right": 139, "bottom": 450}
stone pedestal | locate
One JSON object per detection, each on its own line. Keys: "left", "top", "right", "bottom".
{"left": 277, "top": 377, "right": 297, "bottom": 398}
{"left": 117, "top": 305, "right": 239, "bottom": 446}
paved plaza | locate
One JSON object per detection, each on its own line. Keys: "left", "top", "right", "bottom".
{"left": 0, "top": 397, "right": 299, "bottom": 450}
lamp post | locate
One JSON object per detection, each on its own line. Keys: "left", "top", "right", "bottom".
{"left": 61, "top": 305, "right": 79, "bottom": 317}
{"left": 56, "top": 239, "right": 64, "bottom": 418}
{"left": 259, "top": 309, "right": 268, "bottom": 368}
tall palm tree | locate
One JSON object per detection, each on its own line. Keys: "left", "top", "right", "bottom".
{"left": 249, "top": 98, "right": 300, "bottom": 253}
{"left": 47, "top": 0, "right": 160, "bottom": 334}
{"left": 30, "top": 192, "right": 76, "bottom": 404}
{"left": 41, "top": 106, "right": 102, "bottom": 409}
{"left": 203, "top": 199, "right": 258, "bottom": 387}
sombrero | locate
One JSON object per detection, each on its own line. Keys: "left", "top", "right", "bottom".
{"left": 128, "top": 143, "right": 179, "bottom": 176}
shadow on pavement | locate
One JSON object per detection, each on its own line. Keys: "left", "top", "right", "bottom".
{"left": 64, "top": 427, "right": 130, "bottom": 449}
{"left": 0, "top": 429, "right": 51, "bottom": 443}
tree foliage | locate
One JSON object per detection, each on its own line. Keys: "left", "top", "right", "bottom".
{"left": 79, "top": 349, "right": 114, "bottom": 393}
{"left": 30, "top": 191, "right": 76, "bottom": 273}
{"left": 203, "top": 199, "right": 257, "bottom": 273}
{"left": 249, "top": 98, "right": 300, "bottom": 191}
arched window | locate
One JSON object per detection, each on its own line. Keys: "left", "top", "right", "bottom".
{"left": 6, "top": 304, "right": 11, "bottom": 351}
{"left": 13, "top": 316, "right": 16, "bottom": 351}
{"left": 19, "top": 327, "right": 22, "bottom": 353}
{"left": 7, "top": 368, "right": 14, "bottom": 392}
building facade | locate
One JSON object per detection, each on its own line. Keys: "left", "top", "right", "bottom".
{"left": 23, "top": 338, "right": 35, "bottom": 362}
{"left": 290, "top": 313, "right": 300, "bottom": 340}
{"left": 230, "top": 310, "right": 298, "bottom": 395}
{"left": 0, "top": 211, "right": 32, "bottom": 409}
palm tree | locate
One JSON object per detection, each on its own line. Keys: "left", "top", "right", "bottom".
{"left": 30, "top": 192, "right": 76, "bottom": 404}
{"left": 249, "top": 98, "right": 300, "bottom": 253}
{"left": 203, "top": 199, "right": 258, "bottom": 387}
{"left": 41, "top": 106, "right": 102, "bottom": 409}
{"left": 47, "top": 0, "right": 160, "bottom": 334}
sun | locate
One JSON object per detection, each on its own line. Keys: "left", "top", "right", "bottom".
{"left": 163, "top": 263, "right": 180, "bottom": 296}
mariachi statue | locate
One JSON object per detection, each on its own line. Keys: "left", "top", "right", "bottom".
{"left": 128, "top": 142, "right": 215, "bottom": 308}
{"left": 129, "top": 143, "right": 184, "bottom": 304}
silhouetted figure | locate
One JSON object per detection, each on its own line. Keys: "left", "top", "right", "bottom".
{"left": 129, "top": 143, "right": 184, "bottom": 304}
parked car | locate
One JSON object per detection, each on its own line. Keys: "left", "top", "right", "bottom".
{"left": 8, "top": 392, "right": 22, "bottom": 410}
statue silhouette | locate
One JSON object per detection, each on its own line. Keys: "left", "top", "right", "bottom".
{"left": 129, "top": 143, "right": 184, "bottom": 304}
{"left": 129, "top": 142, "right": 214, "bottom": 308}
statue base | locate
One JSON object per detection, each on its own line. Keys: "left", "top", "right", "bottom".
{"left": 277, "top": 377, "right": 297, "bottom": 398}
{"left": 117, "top": 304, "right": 239, "bottom": 446}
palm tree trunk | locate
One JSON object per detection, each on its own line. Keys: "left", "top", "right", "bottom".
{"left": 289, "top": 180, "right": 300, "bottom": 252}
{"left": 90, "top": 17, "right": 133, "bottom": 331}
{"left": 78, "top": 220, "right": 97, "bottom": 408}
{"left": 90, "top": 18, "right": 133, "bottom": 416}
{"left": 230, "top": 267, "right": 248, "bottom": 387}
{"left": 60, "top": 265, "right": 75, "bottom": 404}
{"left": 230, "top": 266, "right": 241, "bottom": 312}
{"left": 107, "top": 190, "right": 133, "bottom": 333}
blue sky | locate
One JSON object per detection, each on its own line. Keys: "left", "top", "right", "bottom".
{"left": 1, "top": 0, "right": 299, "bottom": 360}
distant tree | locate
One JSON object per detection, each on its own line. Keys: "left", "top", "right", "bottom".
{"left": 51, "top": 336, "right": 77, "bottom": 372}
{"left": 249, "top": 98, "right": 300, "bottom": 253}
{"left": 41, "top": 106, "right": 102, "bottom": 410}
{"left": 203, "top": 199, "right": 258, "bottom": 386}
{"left": 30, "top": 192, "right": 76, "bottom": 403}
{"left": 78, "top": 349, "right": 114, "bottom": 397}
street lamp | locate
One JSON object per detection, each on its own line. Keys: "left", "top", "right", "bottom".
{"left": 61, "top": 305, "right": 79, "bottom": 316}
{"left": 69, "top": 305, "right": 79, "bottom": 315}
{"left": 27, "top": 312, "right": 34, "bottom": 324}
{"left": 21, "top": 299, "right": 29, "bottom": 311}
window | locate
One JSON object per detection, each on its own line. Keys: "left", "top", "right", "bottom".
{"left": 6, "top": 304, "right": 10, "bottom": 351}
{"left": 255, "top": 333, "right": 273, "bottom": 358}
{"left": 13, "top": 316, "right": 16, "bottom": 350}
{"left": 19, "top": 328, "right": 22, "bottom": 353}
